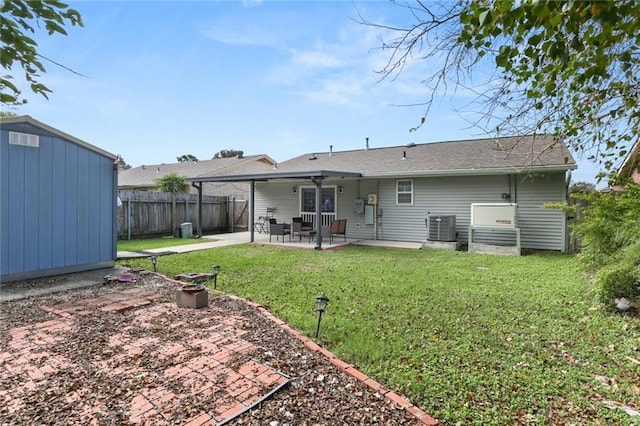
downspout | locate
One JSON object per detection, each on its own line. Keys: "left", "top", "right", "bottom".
{"left": 312, "top": 177, "right": 324, "bottom": 249}
{"left": 191, "top": 182, "right": 203, "bottom": 237}
{"left": 374, "top": 179, "right": 380, "bottom": 240}
{"left": 113, "top": 165, "right": 118, "bottom": 260}
{"left": 564, "top": 170, "right": 572, "bottom": 253}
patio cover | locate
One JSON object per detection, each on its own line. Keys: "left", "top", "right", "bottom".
{"left": 187, "top": 170, "right": 362, "bottom": 249}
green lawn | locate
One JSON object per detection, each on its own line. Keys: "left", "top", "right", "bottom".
{"left": 117, "top": 236, "right": 209, "bottom": 252}
{"left": 118, "top": 245, "right": 640, "bottom": 424}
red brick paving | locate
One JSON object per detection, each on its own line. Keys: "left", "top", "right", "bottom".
{"left": 0, "top": 288, "right": 288, "bottom": 425}
{"left": 1, "top": 286, "right": 438, "bottom": 425}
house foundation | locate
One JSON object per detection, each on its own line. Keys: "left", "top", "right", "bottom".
{"left": 421, "top": 240, "right": 461, "bottom": 251}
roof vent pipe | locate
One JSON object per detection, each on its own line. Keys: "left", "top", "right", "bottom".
{"left": 365, "top": 137, "right": 369, "bottom": 151}
{"left": 329, "top": 145, "right": 333, "bottom": 156}
{"left": 402, "top": 151, "right": 406, "bottom": 160}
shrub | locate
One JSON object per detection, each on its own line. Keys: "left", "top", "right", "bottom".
{"left": 572, "top": 183, "right": 640, "bottom": 304}
{"left": 572, "top": 184, "right": 640, "bottom": 269}
{"left": 596, "top": 257, "right": 640, "bottom": 306}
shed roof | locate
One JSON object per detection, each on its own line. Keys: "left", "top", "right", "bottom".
{"left": 0, "top": 115, "right": 115, "bottom": 159}
{"left": 188, "top": 135, "right": 576, "bottom": 183}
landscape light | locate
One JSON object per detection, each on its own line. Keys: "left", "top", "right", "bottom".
{"left": 150, "top": 255, "right": 157, "bottom": 272}
{"left": 212, "top": 264, "right": 220, "bottom": 289}
{"left": 315, "top": 294, "right": 330, "bottom": 339}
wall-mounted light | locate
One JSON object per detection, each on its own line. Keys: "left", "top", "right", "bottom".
{"left": 292, "top": 186, "right": 297, "bottom": 194}
{"left": 113, "top": 154, "right": 125, "bottom": 170}
{"left": 338, "top": 185, "right": 343, "bottom": 194}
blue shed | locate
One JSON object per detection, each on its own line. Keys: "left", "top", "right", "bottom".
{"left": 1, "top": 115, "right": 119, "bottom": 283}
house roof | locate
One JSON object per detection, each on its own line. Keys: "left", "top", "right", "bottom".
{"left": 118, "top": 154, "right": 276, "bottom": 189}
{"left": 187, "top": 135, "right": 576, "bottom": 183}
{"left": 617, "top": 138, "right": 640, "bottom": 181}
{"left": 0, "top": 115, "right": 116, "bottom": 159}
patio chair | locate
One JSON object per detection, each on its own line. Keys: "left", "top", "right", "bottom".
{"left": 254, "top": 207, "right": 277, "bottom": 233}
{"left": 292, "top": 219, "right": 302, "bottom": 240}
{"left": 269, "top": 221, "right": 291, "bottom": 242}
{"left": 291, "top": 218, "right": 316, "bottom": 242}
{"left": 329, "top": 219, "right": 347, "bottom": 243}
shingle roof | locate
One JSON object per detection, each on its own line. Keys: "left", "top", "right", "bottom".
{"left": 618, "top": 138, "right": 640, "bottom": 181}
{"left": 273, "top": 135, "right": 576, "bottom": 178}
{"left": 118, "top": 155, "right": 276, "bottom": 188}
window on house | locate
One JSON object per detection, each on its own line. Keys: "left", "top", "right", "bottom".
{"left": 397, "top": 180, "right": 413, "bottom": 205}
{"left": 300, "top": 187, "right": 336, "bottom": 213}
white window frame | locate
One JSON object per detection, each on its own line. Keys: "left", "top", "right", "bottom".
{"left": 396, "top": 179, "right": 413, "bottom": 205}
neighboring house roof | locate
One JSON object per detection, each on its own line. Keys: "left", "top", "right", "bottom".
{"left": 0, "top": 115, "right": 115, "bottom": 159}
{"left": 617, "top": 138, "right": 640, "bottom": 183}
{"left": 188, "top": 135, "right": 576, "bottom": 183}
{"left": 118, "top": 155, "right": 276, "bottom": 189}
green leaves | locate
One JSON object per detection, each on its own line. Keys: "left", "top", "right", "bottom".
{"left": 1, "top": 0, "right": 83, "bottom": 105}
{"left": 154, "top": 173, "right": 190, "bottom": 194}
{"left": 377, "top": 0, "right": 640, "bottom": 173}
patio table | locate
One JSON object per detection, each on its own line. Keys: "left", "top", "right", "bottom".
{"left": 297, "top": 230, "right": 316, "bottom": 243}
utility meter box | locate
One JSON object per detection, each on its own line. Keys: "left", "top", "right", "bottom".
{"left": 470, "top": 203, "right": 517, "bottom": 228}
{"left": 354, "top": 198, "right": 365, "bottom": 214}
{"left": 367, "top": 193, "right": 378, "bottom": 205}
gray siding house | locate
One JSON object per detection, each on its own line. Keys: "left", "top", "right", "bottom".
{"left": 1, "top": 116, "right": 119, "bottom": 283}
{"left": 188, "top": 135, "right": 577, "bottom": 252}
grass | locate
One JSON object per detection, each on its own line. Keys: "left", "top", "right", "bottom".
{"left": 118, "top": 244, "right": 640, "bottom": 424}
{"left": 117, "top": 236, "right": 208, "bottom": 252}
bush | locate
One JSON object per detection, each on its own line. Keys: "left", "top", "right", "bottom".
{"left": 596, "top": 257, "right": 640, "bottom": 306}
{"left": 572, "top": 183, "right": 640, "bottom": 305}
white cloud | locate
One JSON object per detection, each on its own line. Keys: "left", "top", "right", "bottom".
{"left": 243, "top": 0, "right": 263, "bottom": 8}
{"left": 291, "top": 48, "right": 344, "bottom": 69}
{"left": 200, "top": 25, "right": 281, "bottom": 48}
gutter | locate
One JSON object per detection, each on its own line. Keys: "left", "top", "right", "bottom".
{"left": 365, "top": 164, "right": 577, "bottom": 179}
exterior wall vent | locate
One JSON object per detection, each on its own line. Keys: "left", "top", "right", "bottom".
{"left": 9, "top": 131, "right": 39, "bottom": 148}
{"left": 426, "top": 214, "right": 456, "bottom": 241}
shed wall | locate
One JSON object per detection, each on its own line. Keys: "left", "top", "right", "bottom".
{"left": 1, "top": 127, "right": 116, "bottom": 283}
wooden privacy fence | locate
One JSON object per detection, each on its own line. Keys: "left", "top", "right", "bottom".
{"left": 118, "top": 190, "right": 247, "bottom": 239}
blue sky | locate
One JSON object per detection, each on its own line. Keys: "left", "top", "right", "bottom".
{"left": 10, "top": 0, "right": 601, "bottom": 184}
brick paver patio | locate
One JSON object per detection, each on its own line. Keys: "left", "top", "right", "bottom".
{"left": 0, "top": 288, "right": 288, "bottom": 425}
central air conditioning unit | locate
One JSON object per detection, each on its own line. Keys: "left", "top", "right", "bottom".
{"left": 426, "top": 214, "right": 456, "bottom": 242}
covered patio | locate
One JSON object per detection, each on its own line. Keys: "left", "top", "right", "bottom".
{"left": 187, "top": 170, "right": 361, "bottom": 250}
{"left": 207, "top": 230, "right": 424, "bottom": 251}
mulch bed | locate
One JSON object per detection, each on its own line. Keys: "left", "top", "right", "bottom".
{"left": 0, "top": 273, "right": 424, "bottom": 425}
